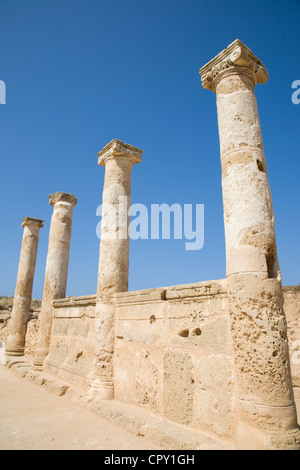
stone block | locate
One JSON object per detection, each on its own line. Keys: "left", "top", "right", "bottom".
{"left": 162, "top": 349, "right": 195, "bottom": 425}
{"left": 196, "top": 354, "right": 234, "bottom": 437}
{"left": 135, "top": 350, "right": 159, "bottom": 412}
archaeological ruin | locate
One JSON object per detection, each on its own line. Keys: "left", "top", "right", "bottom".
{"left": 3, "top": 39, "right": 300, "bottom": 450}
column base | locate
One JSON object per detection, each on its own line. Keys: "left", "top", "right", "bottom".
{"left": 32, "top": 356, "right": 45, "bottom": 371}
{"left": 87, "top": 377, "right": 114, "bottom": 401}
{"left": 236, "top": 419, "right": 300, "bottom": 450}
{"left": 33, "top": 348, "right": 49, "bottom": 371}
{"left": 32, "top": 362, "right": 43, "bottom": 371}
{"left": 5, "top": 347, "right": 25, "bottom": 357}
{"left": 236, "top": 398, "right": 300, "bottom": 449}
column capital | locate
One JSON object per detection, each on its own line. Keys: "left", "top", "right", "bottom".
{"left": 48, "top": 192, "right": 77, "bottom": 207}
{"left": 199, "top": 39, "right": 269, "bottom": 92}
{"left": 98, "top": 139, "right": 143, "bottom": 167}
{"left": 21, "top": 217, "right": 44, "bottom": 228}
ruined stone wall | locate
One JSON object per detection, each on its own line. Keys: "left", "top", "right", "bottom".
{"left": 113, "top": 281, "right": 299, "bottom": 440}
{"left": 38, "top": 282, "right": 299, "bottom": 440}
{"left": 43, "top": 295, "right": 95, "bottom": 388}
{"left": 114, "top": 280, "right": 236, "bottom": 440}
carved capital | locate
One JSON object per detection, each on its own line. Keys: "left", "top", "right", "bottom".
{"left": 199, "top": 39, "right": 269, "bottom": 92}
{"left": 21, "top": 217, "right": 44, "bottom": 228}
{"left": 49, "top": 192, "right": 77, "bottom": 207}
{"left": 98, "top": 139, "right": 143, "bottom": 167}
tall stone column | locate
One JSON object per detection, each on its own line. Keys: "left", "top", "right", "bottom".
{"left": 89, "top": 139, "right": 143, "bottom": 400}
{"left": 200, "top": 40, "right": 300, "bottom": 449}
{"left": 33, "top": 192, "right": 77, "bottom": 370}
{"left": 6, "top": 217, "right": 44, "bottom": 356}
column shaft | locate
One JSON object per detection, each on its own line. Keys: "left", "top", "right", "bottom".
{"left": 200, "top": 40, "right": 300, "bottom": 449}
{"left": 89, "top": 139, "right": 143, "bottom": 400}
{"left": 216, "top": 72, "right": 280, "bottom": 279}
{"left": 6, "top": 218, "right": 44, "bottom": 356}
{"left": 33, "top": 192, "right": 77, "bottom": 370}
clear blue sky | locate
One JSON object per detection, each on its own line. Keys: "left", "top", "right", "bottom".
{"left": 0, "top": 0, "right": 299, "bottom": 298}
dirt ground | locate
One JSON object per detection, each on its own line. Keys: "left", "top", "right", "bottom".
{"left": 0, "top": 366, "right": 161, "bottom": 450}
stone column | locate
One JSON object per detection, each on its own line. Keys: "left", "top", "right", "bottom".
{"left": 6, "top": 217, "right": 44, "bottom": 356}
{"left": 33, "top": 192, "right": 77, "bottom": 370}
{"left": 89, "top": 139, "right": 143, "bottom": 400}
{"left": 200, "top": 40, "right": 300, "bottom": 449}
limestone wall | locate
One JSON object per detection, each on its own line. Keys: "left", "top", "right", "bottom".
{"left": 43, "top": 295, "right": 95, "bottom": 388}
{"left": 40, "top": 282, "right": 299, "bottom": 440}
{"left": 114, "top": 279, "right": 236, "bottom": 439}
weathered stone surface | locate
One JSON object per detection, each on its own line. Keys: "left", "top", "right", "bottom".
{"left": 283, "top": 287, "right": 300, "bottom": 419}
{"left": 228, "top": 276, "right": 294, "bottom": 407}
{"left": 115, "top": 288, "right": 166, "bottom": 304}
{"left": 163, "top": 349, "right": 195, "bottom": 425}
{"left": 116, "top": 290, "right": 165, "bottom": 345}
{"left": 284, "top": 286, "right": 300, "bottom": 389}
{"left": 169, "top": 315, "right": 230, "bottom": 354}
{"left": 44, "top": 296, "right": 95, "bottom": 388}
{"left": 196, "top": 354, "right": 234, "bottom": 437}
{"left": 135, "top": 350, "right": 159, "bottom": 411}
{"left": 166, "top": 279, "right": 227, "bottom": 300}
{"left": 26, "top": 369, "right": 69, "bottom": 396}
{"left": 76, "top": 389, "right": 234, "bottom": 449}
{"left": 113, "top": 341, "right": 137, "bottom": 404}
{"left": 113, "top": 280, "right": 236, "bottom": 435}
